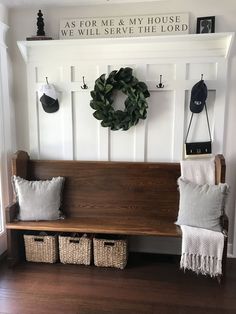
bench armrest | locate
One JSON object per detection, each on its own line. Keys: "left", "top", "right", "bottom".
{"left": 220, "top": 213, "right": 228, "bottom": 236}
{"left": 5, "top": 203, "right": 19, "bottom": 223}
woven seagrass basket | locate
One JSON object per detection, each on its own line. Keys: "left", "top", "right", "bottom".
{"left": 59, "top": 234, "right": 92, "bottom": 265}
{"left": 24, "top": 234, "right": 58, "bottom": 263}
{"left": 93, "top": 236, "right": 128, "bottom": 269}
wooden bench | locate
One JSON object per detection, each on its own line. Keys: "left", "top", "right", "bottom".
{"left": 6, "top": 151, "right": 228, "bottom": 277}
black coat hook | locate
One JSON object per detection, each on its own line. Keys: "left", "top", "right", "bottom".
{"left": 81, "top": 76, "right": 88, "bottom": 89}
{"left": 201, "top": 74, "right": 204, "bottom": 80}
{"left": 46, "top": 77, "right": 49, "bottom": 85}
{"left": 156, "top": 75, "right": 164, "bottom": 89}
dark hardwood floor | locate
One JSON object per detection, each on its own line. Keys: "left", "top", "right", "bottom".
{"left": 0, "top": 253, "right": 236, "bottom": 314}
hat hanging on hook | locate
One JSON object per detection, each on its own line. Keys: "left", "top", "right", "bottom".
{"left": 38, "top": 77, "right": 59, "bottom": 113}
{"left": 189, "top": 74, "right": 208, "bottom": 114}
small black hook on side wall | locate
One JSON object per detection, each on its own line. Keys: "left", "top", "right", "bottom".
{"left": 201, "top": 74, "right": 204, "bottom": 81}
{"left": 81, "top": 76, "right": 88, "bottom": 89}
{"left": 46, "top": 77, "right": 49, "bottom": 85}
{"left": 156, "top": 75, "right": 164, "bottom": 89}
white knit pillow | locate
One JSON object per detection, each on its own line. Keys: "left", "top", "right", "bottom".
{"left": 176, "top": 178, "right": 229, "bottom": 232}
{"left": 12, "top": 176, "right": 64, "bottom": 221}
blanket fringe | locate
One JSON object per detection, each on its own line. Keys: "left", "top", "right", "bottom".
{"left": 180, "top": 253, "right": 222, "bottom": 277}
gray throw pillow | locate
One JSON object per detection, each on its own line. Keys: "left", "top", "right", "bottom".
{"left": 176, "top": 178, "right": 229, "bottom": 232}
{"left": 12, "top": 175, "right": 65, "bottom": 221}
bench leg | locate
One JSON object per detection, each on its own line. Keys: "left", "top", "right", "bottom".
{"left": 7, "top": 229, "right": 24, "bottom": 267}
{"left": 216, "top": 235, "right": 228, "bottom": 285}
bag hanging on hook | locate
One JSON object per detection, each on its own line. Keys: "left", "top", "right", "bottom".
{"left": 185, "top": 105, "right": 212, "bottom": 158}
{"left": 185, "top": 76, "right": 212, "bottom": 158}
{"left": 185, "top": 140, "right": 212, "bottom": 156}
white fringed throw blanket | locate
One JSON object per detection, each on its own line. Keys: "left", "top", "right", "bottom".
{"left": 180, "top": 157, "right": 225, "bottom": 277}
{"left": 180, "top": 225, "right": 224, "bottom": 277}
{"left": 180, "top": 157, "right": 215, "bottom": 185}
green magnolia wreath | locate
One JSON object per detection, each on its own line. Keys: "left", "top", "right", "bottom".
{"left": 90, "top": 67, "right": 150, "bottom": 131}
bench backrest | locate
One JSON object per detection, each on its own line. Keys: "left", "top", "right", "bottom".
{"left": 12, "top": 151, "right": 225, "bottom": 222}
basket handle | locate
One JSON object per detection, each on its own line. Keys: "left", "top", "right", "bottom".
{"left": 104, "top": 241, "right": 115, "bottom": 246}
{"left": 34, "top": 238, "right": 44, "bottom": 242}
{"left": 69, "top": 239, "right": 80, "bottom": 244}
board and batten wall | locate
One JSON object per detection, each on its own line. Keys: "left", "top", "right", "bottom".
{"left": 8, "top": 0, "right": 236, "bottom": 255}
{"left": 19, "top": 37, "right": 228, "bottom": 164}
{"left": 16, "top": 34, "right": 232, "bottom": 254}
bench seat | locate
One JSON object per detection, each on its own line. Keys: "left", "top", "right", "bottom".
{"left": 6, "top": 216, "right": 181, "bottom": 237}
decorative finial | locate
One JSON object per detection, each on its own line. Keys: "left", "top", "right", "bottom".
{"left": 26, "top": 10, "right": 52, "bottom": 41}
{"left": 37, "top": 10, "right": 45, "bottom": 36}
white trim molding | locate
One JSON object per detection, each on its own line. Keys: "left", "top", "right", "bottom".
{"left": 0, "top": 20, "right": 11, "bottom": 254}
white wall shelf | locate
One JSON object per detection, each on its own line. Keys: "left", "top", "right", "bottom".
{"left": 18, "top": 32, "right": 234, "bottom": 63}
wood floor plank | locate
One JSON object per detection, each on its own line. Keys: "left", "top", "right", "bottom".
{"left": 0, "top": 254, "right": 236, "bottom": 314}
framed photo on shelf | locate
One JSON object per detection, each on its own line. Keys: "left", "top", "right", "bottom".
{"left": 196, "top": 16, "right": 215, "bottom": 34}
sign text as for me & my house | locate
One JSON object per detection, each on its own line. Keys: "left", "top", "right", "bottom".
{"left": 60, "top": 13, "right": 189, "bottom": 39}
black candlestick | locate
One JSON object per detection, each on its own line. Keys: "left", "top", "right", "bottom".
{"left": 37, "top": 10, "right": 45, "bottom": 36}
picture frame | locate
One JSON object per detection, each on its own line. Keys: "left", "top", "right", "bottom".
{"left": 196, "top": 16, "right": 215, "bottom": 34}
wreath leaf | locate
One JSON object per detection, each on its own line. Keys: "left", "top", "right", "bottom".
{"left": 105, "top": 84, "right": 113, "bottom": 94}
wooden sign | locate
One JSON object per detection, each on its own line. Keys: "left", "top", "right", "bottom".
{"left": 60, "top": 13, "right": 189, "bottom": 39}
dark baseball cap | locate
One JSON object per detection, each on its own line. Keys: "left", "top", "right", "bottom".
{"left": 38, "top": 84, "right": 59, "bottom": 113}
{"left": 190, "top": 80, "right": 208, "bottom": 113}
